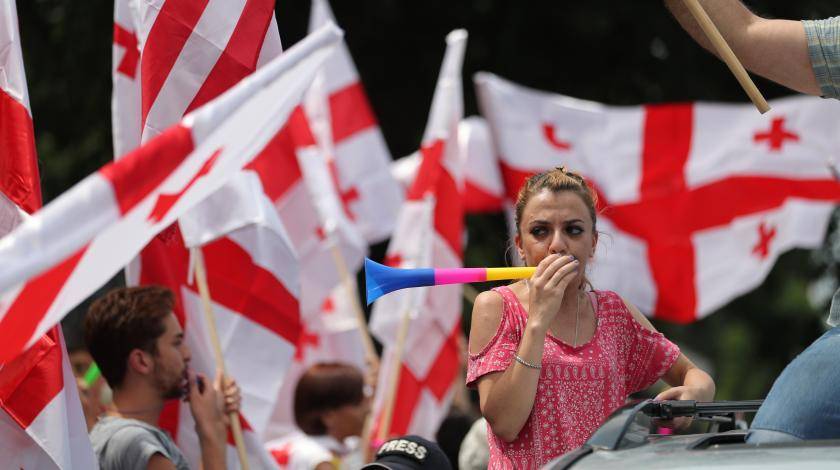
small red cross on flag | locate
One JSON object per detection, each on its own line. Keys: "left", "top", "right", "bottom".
{"left": 293, "top": 326, "right": 321, "bottom": 362}
{"left": 752, "top": 221, "right": 777, "bottom": 259}
{"left": 113, "top": 23, "right": 139, "bottom": 79}
{"left": 753, "top": 117, "right": 800, "bottom": 151}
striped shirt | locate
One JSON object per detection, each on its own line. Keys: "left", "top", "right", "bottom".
{"left": 803, "top": 17, "right": 840, "bottom": 99}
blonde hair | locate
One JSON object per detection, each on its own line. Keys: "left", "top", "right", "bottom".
{"left": 514, "top": 166, "right": 598, "bottom": 234}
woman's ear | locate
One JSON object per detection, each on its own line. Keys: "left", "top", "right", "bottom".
{"left": 514, "top": 234, "right": 525, "bottom": 262}
{"left": 591, "top": 230, "right": 598, "bottom": 257}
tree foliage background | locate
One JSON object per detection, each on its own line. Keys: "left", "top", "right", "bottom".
{"left": 15, "top": 0, "right": 839, "bottom": 402}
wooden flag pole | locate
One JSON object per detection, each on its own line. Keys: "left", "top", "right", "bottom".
{"left": 325, "top": 234, "right": 380, "bottom": 461}
{"left": 375, "top": 305, "right": 413, "bottom": 443}
{"left": 191, "top": 247, "right": 250, "bottom": 470}
{"left": 327, "top": 241, "right": 379, "bottom": 366}
{"left": 462, "top": 283, "right": 480, "bottom": 305}
{"left": 682, "top": 0, "right": 770, "bottom": 114}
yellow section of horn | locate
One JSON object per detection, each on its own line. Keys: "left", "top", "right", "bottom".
{"left": 485, "top": 267, "right": 535, "bottom": 281}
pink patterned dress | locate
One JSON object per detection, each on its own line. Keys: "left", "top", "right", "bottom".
{"left": 466, "top": 287, "right": 680, "bottom": 469}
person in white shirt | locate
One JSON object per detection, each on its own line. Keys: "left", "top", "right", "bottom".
{"left": 267, "top": 363, "right": 370, "bottom": 470}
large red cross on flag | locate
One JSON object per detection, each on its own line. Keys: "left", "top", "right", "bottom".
{"left": 369, "top": 30, "right": 467, "bottom": 440}
{"left": 476, "top": 72, "right": 840, "bottom": 322}
{"left": 0, "top": 3, "right": 96, "bottom": 467}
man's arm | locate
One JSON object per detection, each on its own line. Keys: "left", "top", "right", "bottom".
{"left": 665, "top": 0, "right": 820, "bottom": 95}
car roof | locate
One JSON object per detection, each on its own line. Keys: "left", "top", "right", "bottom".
{"left": 568, "top": 434, "right": 840, "bottom": 470}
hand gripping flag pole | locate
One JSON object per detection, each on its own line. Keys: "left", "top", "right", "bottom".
{"left": 191, "top": 247, "right": 250, "bottom": 470}
{"left": 364, "top": 258, "right": 535, "bottom": 305}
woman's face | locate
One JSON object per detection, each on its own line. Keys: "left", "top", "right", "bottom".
{"left": 323, "top": 395, "right": 370, "bottom": 440}
{"left": 515, "top": 189, "right": 597, "bottom": 276}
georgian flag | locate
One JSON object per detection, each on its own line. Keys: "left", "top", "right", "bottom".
{"left": 303, "top": 0, "right": 403, "bottom": 244}
{"left": 0, "top": 2, "right": 97, "bottom": 468}
{"left": 476, "top": 72, "right": 840, "bottom": 322}
{"left": 112, "top": 1, "right": 357, "bottom": 466}
{"left": 369, "top": 30, "right": 467, "bottom": 440}
{"left": 391, "top": 116, "right": 504, "bottom": 214}
{"left": 0, "top": 17, "right": 341, "bottom": 380}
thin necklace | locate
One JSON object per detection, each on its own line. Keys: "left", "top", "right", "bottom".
{"left": 524, "top": 280, "right": 583, "bottom": 346}
{"left": 573, "top": 290, "right": 581, "bottom": 347}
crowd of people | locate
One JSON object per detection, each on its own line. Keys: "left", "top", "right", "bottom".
{"left": 64, "top": 1, "right": 840, "bottom": 469}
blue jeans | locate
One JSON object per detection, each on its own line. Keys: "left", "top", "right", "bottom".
{"left": 747, "top": 326, "right": 840, "bottom": 443}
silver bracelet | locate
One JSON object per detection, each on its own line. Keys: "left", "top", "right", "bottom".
{"left": 514, "top": 354, "right": 542, "bottom": 370}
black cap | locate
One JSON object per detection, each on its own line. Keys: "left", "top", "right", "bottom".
{"left": 361, "top": 435, "right": 452, "bottom": 470}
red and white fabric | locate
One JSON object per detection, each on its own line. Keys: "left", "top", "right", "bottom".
{"left": 476, "top": 72, "right": 840, "bottom": 323}
{"left": 0, "top": 15, "right": 340, "bottom": 384}
{"left": 0, "top": 328, "right": 97, "bottom": 469}
{"left": 0, "top": 3, "right": 96, "bottom": 468}
{"left": 392, "top": 116, "right": 503, "bottom": 214}
{"left": 114, "top": 0, "right": 363, "bottom": 464}
{"left": 369, "top": 30, "right": 467, "bottom": 440}
{"left": 112, "top": 2, "right": 354, "bottom": 467}
{"left": 0, "top": 1, "right": 40, "bottom": 219}
{"left": 304, "top": 0, "right": 402, "bottom": 244}
{"left": 262, "top": 282, "right": 368, "bottom": 442}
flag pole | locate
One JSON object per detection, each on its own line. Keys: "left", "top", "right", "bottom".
{"left": 375, "top": 305, "right": 414, "bottom": 443}
{"left": 463, "top": 284, "right": 479, "bottom": 305}
{"left": 681, "top": 0, "right": 770, "bottom": 114}
{"left": 326, "top": 238, "right": 382, "bottom": 458}
{"left": 191, "top": 247, "right": 250, "bottom": 470}
{"left": 326, "top": 239, "right": 380, "bottom": 367}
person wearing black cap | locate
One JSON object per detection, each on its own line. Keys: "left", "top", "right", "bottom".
{"left": 361, "top": 435, "right": 452, "bottom": 470}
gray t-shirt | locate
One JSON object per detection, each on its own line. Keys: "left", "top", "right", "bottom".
{"left": 90, "top": 416, "right": 190, "bottom": 470}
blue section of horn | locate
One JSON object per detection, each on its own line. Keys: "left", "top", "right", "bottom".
{"left": 364, "top": 258, "right": 435, "bottom": 305}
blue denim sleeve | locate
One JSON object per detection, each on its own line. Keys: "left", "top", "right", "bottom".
{"left": 803, "top": 17, "right": 840, "bottom": 99}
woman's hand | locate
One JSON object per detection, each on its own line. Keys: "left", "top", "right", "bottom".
{"left": 526, "top": 253, "right": 579, "bottom": 332}
{"left": 654, "top": 384, "right": 715, "bottom": 431}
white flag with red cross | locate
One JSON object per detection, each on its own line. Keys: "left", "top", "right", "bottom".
{"left": 391, "top": 116, "right": 503, "bottom": 214}
{"left": 368, "top": 30, "right": 467, "bottom": 440}
{"left": 113, "top": 5, "right": 362, "bottom": 466}
{"left": 262, "top": 283, "right": 369, "bottom": 442}
{"left": 476, "top": 72, "right": 840, "bottom": 322}
{"left": 0, "top": 3, "right": 97, "bottom": 467}
{"left": 0, "top": 22, "right": 338, "bottom": 470}
{"left": 304, "top": 0, "right": 403, "bottom": 244}
{"left": 0, "top": 12, "right": 339, "bottom": 368}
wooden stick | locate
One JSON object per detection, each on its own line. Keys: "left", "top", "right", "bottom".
{"left": 376, "top": 305, "right": 413, "bottom": 442}
{"left": 326, "top": 240, "right": 381, "bottom": 461}
{"left": 682, "top": 0, "right": 770, "bottom": 114}
{"left": 191, "top": 248, "right": 250, "bottom": 470}
{"left": 326, "top": 242, "right": 379, "bottom": 366}
{"left": 359, "top": 403, "right": 377, "bottom": 463}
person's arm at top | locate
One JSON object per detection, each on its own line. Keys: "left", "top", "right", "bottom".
{"left": 469, "top": 254, "right": 579, "bottom": 442}
{"left": 665, "top": 0, "right": 820, "bottom": 96}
